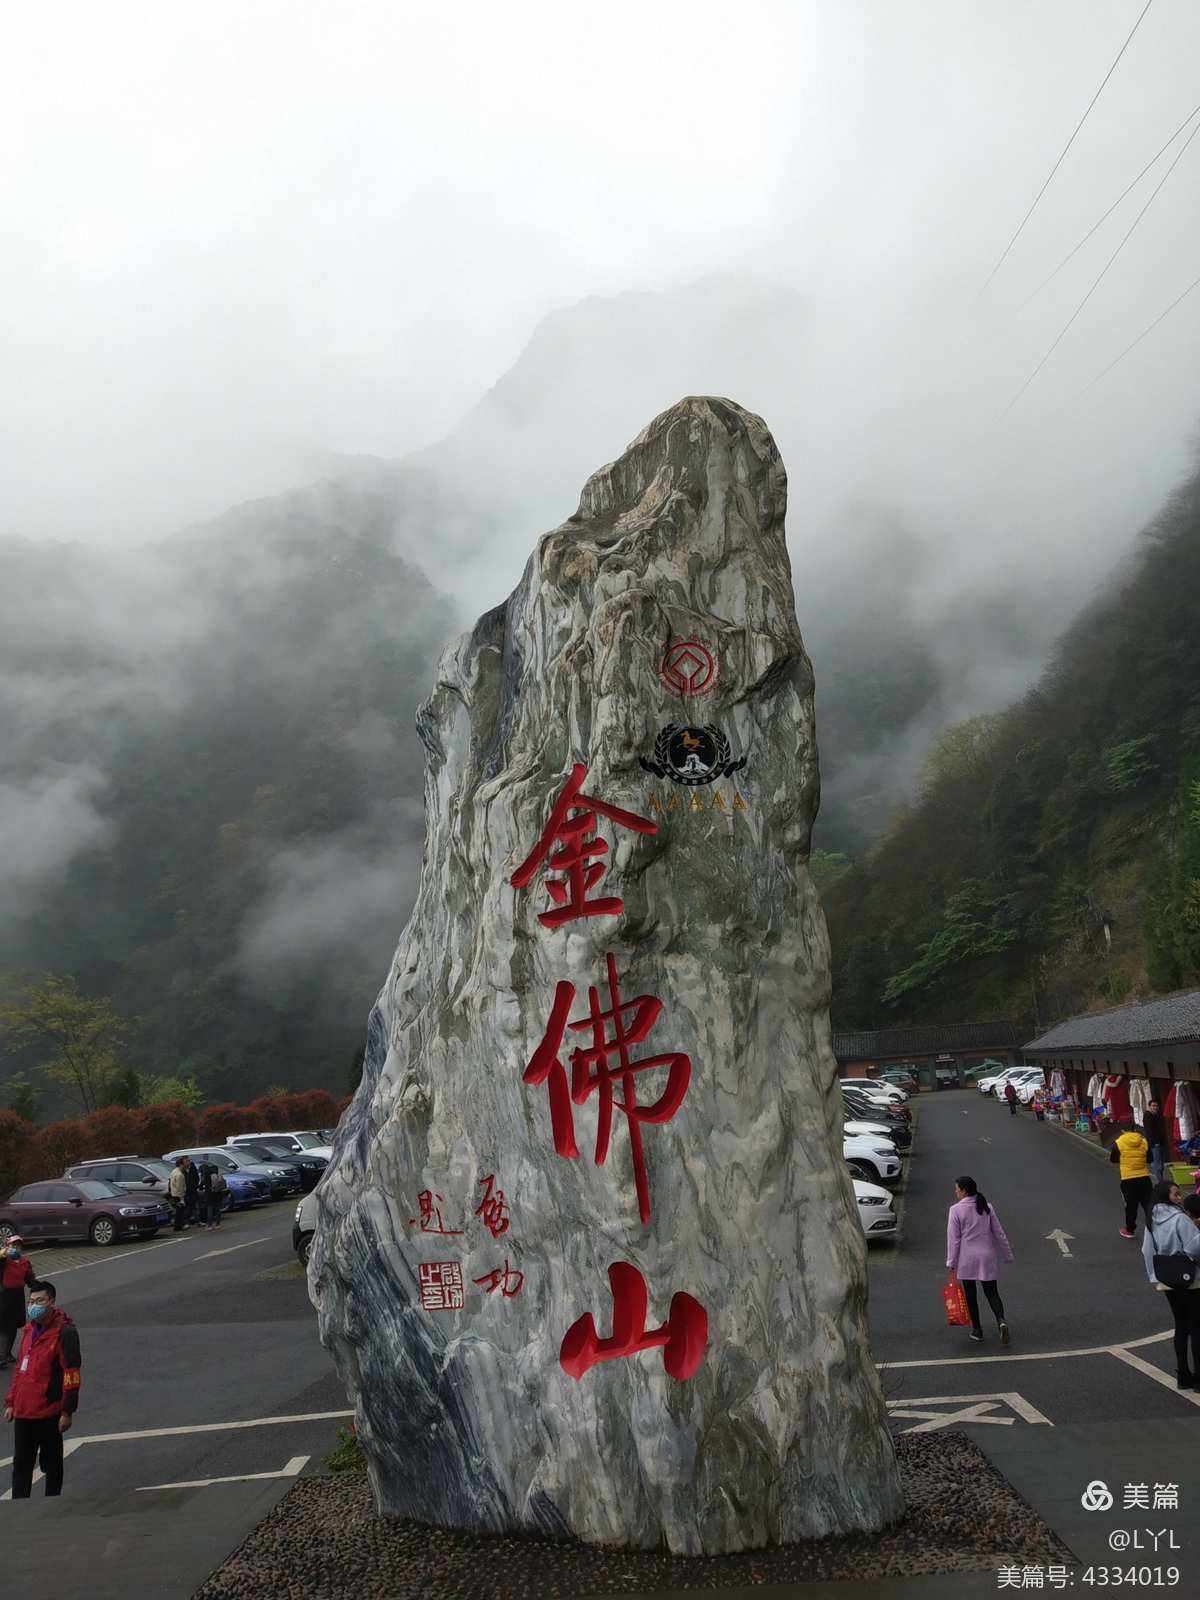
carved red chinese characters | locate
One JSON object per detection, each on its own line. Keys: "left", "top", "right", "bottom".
{"left": 523, "top": 952, "right": 691, "bottom": 1225}
{"left": 474, "top": 1258, "right": 525, "bottom": 1298}
{"left": 474, "top": 1173, "right": 510, "bottom": 1238}
{"left": 409, "top": 1190, "right": 463, "bottom": 1236}
{"left": 560, "top": 1261, "right": 708, "bottom": 1380}
{"left": 418, "top": 1261, "right": 465, "bottom": 1311}
{"left": 510, "top": 762, "right": 657, "bottom": 928}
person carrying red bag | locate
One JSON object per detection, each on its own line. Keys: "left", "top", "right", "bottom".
{"left": 3, "top": 1279, "right": 82, "bottom": 1498}
{"left": 946, "top": 1175, "right": 1015, "bottom": 1345}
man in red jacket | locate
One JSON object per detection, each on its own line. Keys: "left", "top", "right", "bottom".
{"left": 3, "top": 1280, "right": 82, "bottom": 1498}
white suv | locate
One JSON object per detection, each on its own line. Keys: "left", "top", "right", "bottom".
{"left": 228, "top": 1131, "right": 333, "bottom": 1160}
{"left": 854, "top": 1178, "right": 898, "bottom": 1240}
{"left": 844, "top": 1133, "right": 901, "bottom": 1185}
{"left": 842, "top": 1078, "right": 908, "bottom": 1104}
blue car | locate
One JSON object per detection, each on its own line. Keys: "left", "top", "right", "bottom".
{"left": 223, "top": 1169, "right": 272, "bottom": 1209}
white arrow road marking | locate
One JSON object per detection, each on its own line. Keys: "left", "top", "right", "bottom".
{"left": 136, "top": 1453, "right": 309, "bottom": 1491}
{"left": 887, "top": 1391, "right": 1053, "bottom": 1433}
{"left": 1046, "top": 1229, "right": 1074, "bottom": 1256}
{"left": 979, "top": 1136, "right": 991, "bottom": 1144}
{"left": 0, "top": 1438, "right": 84, "bottom": 1501}
{"left": 191, "top": 1235, "right": 271, "bottom": 1262}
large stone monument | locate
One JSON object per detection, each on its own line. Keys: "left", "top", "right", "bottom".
{"left": 310, "top": 396, "right": 903, "bottom": 1553}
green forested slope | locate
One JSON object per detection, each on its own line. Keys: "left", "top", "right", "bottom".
{"left": 825, "top": 460, "right": 1200, "bottom": 1031}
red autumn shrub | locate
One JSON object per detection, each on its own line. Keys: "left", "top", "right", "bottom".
{"left": 0, "top": 1109, "right": 35, "bottom": 1195}
{"left": 247, "top": 1095, "right": 289, "bottom": 1128}
{"left": 133, "top": 1100, "right": 197, "bottom": 1157}
{"left": 290, "top": 1089, "right": 339, "bottom": 1127}
{"left": 29, "top": 1118, "right": 89, "bottom": 1180}
{"left": 79, "top": 1104, "right": 141, "bottom": 1159}
{"left": 195, "top": 1101, "right": 246, "bottom": 1146}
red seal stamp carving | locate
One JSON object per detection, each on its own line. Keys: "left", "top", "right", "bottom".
{"left": 659, "top": 639, "right": 717, "bottom": 699}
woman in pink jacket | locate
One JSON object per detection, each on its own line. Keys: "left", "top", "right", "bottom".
{"left": 947, "top": 1175, "right": 1015, "bottom": 1344}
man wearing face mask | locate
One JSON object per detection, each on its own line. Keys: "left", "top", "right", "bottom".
{"left": 4, "top": 1280, "right": 82, "bottom": 1498}
{"left": 1, "top": 1235, "right": 36, "bottom": 1368}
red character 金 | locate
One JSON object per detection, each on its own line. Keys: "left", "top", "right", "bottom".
{"left": 523, "top": 952, "right": 691, "bottom": 1224}
{"left": 473, "top": 1258, "right": 525, "bottom": 1298}
{"left": 475, "top": 1173, "right": 510, "bottom": 1238}
{"left": 560, "top": 1261, "right": 707, "bottom": 1380}
{"left": 409, "top": 1191, "right": 463, "bottom": 1236}
{"left": 510, "top": 762, "right": 657, "bottom": 928}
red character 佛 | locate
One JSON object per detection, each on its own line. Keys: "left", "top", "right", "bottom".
{"left": 560, "top": 1261, "right": 707, "bottom": 1381}
{"left": 510, "top": 761, "right": 657, "bottom": 929}
{"left": 523, "top": 951, "right": 691, "bottom": 1224}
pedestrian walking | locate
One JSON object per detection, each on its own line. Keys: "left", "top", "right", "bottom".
{"left": 197, "top": 1161, "right": 225, "bottom": 1229}
{"left": 169, "top": 1157, "right": 189, "bottom": 1231}
{"left": 1003, "top": 1080, "right": 1018, "bottom": 1116}
{"left": 1143, "top": 1099, "right": 1168, "bottom": 1184}
{"left": 1142, "top": 1185, "right": 1200, "bottom": 1389}
{"left": 946, "top": 1175, "right": 1014, "bottom": 1344}
{"left": 1110, "top": 1121, "right": 1154, "bottom": 1238}
{"left": 1, "top": 1236, "right": 36, "bottom": 1368}
{"left": 4, "top": 1279, "right": 82, "bottom": 1498}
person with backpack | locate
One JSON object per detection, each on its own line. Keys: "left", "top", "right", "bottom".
{"left": 197, "top": 1162, "right": 226, "bottom": 1230}
{"left": 947, "top": 1175, "right": 1014, "bottom": 1344}
{"left": 1110, "top": 1121, "right": 1153, "bottom": 1239}
{"left": 1141, "top": 1184, "right": 1200, "bottom": 1389}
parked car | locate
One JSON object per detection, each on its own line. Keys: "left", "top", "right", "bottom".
{"left": 843, "top": 1134, "right": 901, "bottom": 1185}
{"left": 844, "top": 1086, "right": 912, "bottom": 1124}
{"left": 66, "top": 1156, "right": 172, "bottom": 1199}
{"left": 227, "top": 1131, "right": 333, "bottom": 1160}
{"left": 294, "top": 1190, "right": 317, "bottom": 1266}
{"left": 854, "top": 1177, "right": 898, "bottom": 1240}
{"left": 980, "top": 1067, "right": 1041, "bottom": 1098}
{"left": 879, "top": 1068, "right": 919, "bottom": 1092}
{"left": 1015, "top": 1070, "right": 1047, "bottom": 1105}
{"left": 841, "top": 1077, "right": 909, "bottom": 1103}
{"left": 163, "top": 1145, "right": 301, "bottom": 1198}
{"left": 934, "top": 1066, "right": 961, "bottom": 1090}
{"left": 842, "top": 1095, "right": 912, "bottom": 1150}
{"left": 0, "top": 1178, "right": 169, "bottom": 1247}
{"left": 224, "top": 1139, "right": 326, "bottom": 1192}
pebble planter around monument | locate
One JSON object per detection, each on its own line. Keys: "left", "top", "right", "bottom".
{"left": 310, "top": 395, "right": 904, "bottom": 1553}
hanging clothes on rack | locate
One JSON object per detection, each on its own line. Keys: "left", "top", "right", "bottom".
{"left": 1086, "top": 1072, "right": 1104, "bottom": 1108}
{"left": 1103, "top": 1074, "right": 1131, "bottom": 1123}
{"left": 1176, "top": 1082, "right": 1200, "bottom": 1143}
{"left": 1050, "top": 1068, "right": 1068, "bottom": 1098}
{"left": 1128, "top": 1078, "right": 1151, "bottom": 1126}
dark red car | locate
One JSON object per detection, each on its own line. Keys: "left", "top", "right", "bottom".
{"left": 0, "top": 1177, "right": 170, "bottom": 1247}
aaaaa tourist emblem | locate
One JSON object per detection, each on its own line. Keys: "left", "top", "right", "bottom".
{"left": 639, "top": 724, "right": 747, "bottom": 787}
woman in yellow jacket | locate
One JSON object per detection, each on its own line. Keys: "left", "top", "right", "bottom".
{"left": 1110, "top": 1122, "right": 1153, "bottom": 1239}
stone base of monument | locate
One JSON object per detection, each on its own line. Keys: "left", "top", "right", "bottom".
{"left": 194, "top": 1432, "right": 1072, "bottom": 1599}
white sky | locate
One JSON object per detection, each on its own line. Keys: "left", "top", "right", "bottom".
{"left": 4, "top": 0, "right": 1200, "bottom": 551}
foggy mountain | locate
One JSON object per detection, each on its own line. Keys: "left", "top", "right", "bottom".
{"left": 0, "top": 274, "right": 1191, "bottom": 1103}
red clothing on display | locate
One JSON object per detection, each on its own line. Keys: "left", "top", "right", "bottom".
{"left": 1104, "top": 1076, "right": 1131, "bottom": 1123}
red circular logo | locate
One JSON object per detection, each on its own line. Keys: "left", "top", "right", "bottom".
{"left": 659, "top": 639, "right": 717, "bottom": 699}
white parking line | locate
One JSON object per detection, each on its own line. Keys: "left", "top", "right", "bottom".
{"left": 0, "top": 1409, "right": 353, "bottom": 1471}
{"left": 137, "top": 1453, "right": 310, "bottom": 1491}
{"left": 39, "top": 1234, "right": 192, "bottom": 1276}
{"left": 190, "top": 1236, "right": 271, "bottom": 1262}
{"left": 878, "top": 1328, "right": 1172, "bottom": 1368}
{"left": 1109, "top": 1344, "right": 1200, "bottom": 1408}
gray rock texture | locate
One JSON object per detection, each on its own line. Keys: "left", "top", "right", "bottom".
{"left": 310, "top": 395, "right": 903, "bottom": 1553}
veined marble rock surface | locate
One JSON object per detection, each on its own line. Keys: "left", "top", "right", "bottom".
{"left": 310, "top": 396, "right": 903, "bottom": 1553}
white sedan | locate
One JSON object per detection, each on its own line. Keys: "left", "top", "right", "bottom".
{"left": 844, "top": 1133, "right": 901, "bottom": 1185}
{"left": 854, "top": 1178, "right": 899, "bottom": 1240}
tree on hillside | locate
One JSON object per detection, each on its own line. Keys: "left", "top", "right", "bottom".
{"left": 0, "top": 975, "right": 135, "bottom": 1113}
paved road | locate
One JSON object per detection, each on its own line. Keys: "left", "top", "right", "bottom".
{"left": 873, "top": 1089, "right": 1200, "bottom": 1431}
{"left": 1, "top": 1200, "right": 347, "bottom": 1595}
{"left": 6, "top": 1095, "right": 1197, "bottom": 1598}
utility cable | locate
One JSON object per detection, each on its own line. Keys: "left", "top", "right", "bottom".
{"left": 1002, "top": 114, "right": 1200, "bottom": 416}
{"left": 1018, "top": 98, "right": 1200, "bottom": 310}
{"left": 1078, "top": 268, "right": 1200, "bottom": 395}
{"left": 979, "top": 0, "right": 1157, "bottom": 296}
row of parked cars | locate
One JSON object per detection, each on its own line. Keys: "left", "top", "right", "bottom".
{"left": 977, "top": 1065, "right": 1046, "bottom": 1104}
{"left": 0, "top": 1129, "right": 336, "bottom": 1249}
{"left": 840, "top": 1076, "right": 914, "bottom": 1243}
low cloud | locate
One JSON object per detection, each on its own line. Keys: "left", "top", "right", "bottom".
{"left": 0, "top": 765, "right": 114, "bottom": 918}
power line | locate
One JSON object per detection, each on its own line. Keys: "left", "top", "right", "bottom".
{"left": 979, "top": 0, "right": 1157, "bottom": 296}
{"left": 1002, "top": 115, "right": 1200, "bottom": 417}
{"left": 1018, "top": 98, "right": 1200, "bottom": 310}
{"left": 1078, "top": 268, "right": 1200, "bottom": 395}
